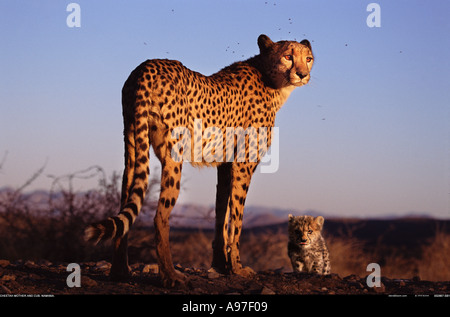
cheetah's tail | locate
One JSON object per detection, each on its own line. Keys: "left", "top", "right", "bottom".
{"left": 84, "top": 156, "right": 148, "bottom": 244}
{"left": 84, "top": 182, "right": 146, "bottom": 244}
{"left": 84, "top": 213, "right": 133, "bottom": 245}
{"left": 84, "top": 61, "right": 151, "bottom": 245}
{"left": 84, "top": 139, "right": 148, "bottom": 245}
{"left": 84, "top": 175, "right": 146, "bottom": 244}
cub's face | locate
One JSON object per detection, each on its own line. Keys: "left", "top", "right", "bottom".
{"left": 258, "top": 34, "right": 314, "bottom": 89}
{"left": 288, "top": 215, "right": 324, "bottom": 248}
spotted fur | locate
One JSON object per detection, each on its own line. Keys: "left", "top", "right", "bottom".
{"left": 288, "top": 215, "right": 331, "bottom": 275}
{"left": 85, "top": 34, "right": 314, "bottom": 287}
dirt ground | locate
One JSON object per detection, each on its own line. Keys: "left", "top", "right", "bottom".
{"left": 1, "top": 259, "right": 448, "bottom": 297}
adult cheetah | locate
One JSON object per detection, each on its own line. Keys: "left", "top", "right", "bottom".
{"left": 85, "top": 34, "right": 314, "bottom": 287}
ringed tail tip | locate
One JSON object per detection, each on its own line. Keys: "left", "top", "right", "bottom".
{"left": 84, "top": 223, "right": 106, "bottom": 245}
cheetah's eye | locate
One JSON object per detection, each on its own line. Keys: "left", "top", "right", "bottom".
{"left": 308, "top": 230, "right": 313, "bottom": 234}
{"left": 284, "top": 55, "right": 293, "bottom": 61}
{"left": 306, "top": 57, "right": 313, "bottom": 63}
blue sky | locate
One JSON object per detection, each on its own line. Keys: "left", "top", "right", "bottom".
{"left": 0, "top": 0, "right": 449, "bottom": 218}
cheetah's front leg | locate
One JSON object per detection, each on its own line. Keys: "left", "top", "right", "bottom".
{"left": 227, "top": 162, "right": 257, "bottom": 277}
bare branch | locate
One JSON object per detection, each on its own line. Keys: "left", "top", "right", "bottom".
{"left": 15, "top": 159, "right": 48, "bottom": 193}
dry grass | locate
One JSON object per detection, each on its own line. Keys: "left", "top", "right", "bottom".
{"left": 171, "top": 231, "right": 212, "bottom": 269}
{"left": 241, "top": 229, "right": 291, "bottom": 272}
{"left": 326, "top": 236, "right": 368, "bottom": 277}
{"left": 0, "top": 164, "right": 449, "bottom": 281}
{"left": 172, "top": 229, "right": 450, "bottom": 281}
{"left": 0, "top": 165, "right": 157, "bottom": 262}
{"left": 417, "top": 230, "right": 450, "bottom": 281}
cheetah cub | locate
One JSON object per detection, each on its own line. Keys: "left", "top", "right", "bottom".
{"left": 288, "top": 215, "right": 331, "bottom": 275}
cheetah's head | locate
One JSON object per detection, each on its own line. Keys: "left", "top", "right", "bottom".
{"left": 288, "top": 215, "right": 324, "bottom": 248}
{"left": 257, "top": 34, "right": 314, "bottom": 89}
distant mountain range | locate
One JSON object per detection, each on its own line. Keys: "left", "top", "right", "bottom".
{"left": 153, "top": 203, "right": 438, "bottom": 228}
{"left": 0, "top": 187, "right": 442, "bottom": 229}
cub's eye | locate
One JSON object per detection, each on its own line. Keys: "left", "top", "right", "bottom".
{"left": 306, "top": 57, "right": 313, "bottom": 62}
{"left": 294, "top": 229, "right": 301, "bottom": 236}
{"left": 284, "top": 55, "right": 293, "bottom": 61}
{"left": 308, "top": 230, "right": 313, "bottom": 234}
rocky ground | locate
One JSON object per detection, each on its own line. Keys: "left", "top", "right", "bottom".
{"left": 0, "top": 259, "right": 448, "bottom": 297}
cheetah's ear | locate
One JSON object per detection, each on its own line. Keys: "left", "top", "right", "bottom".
{"left": 314, "top": 216, "right": 324, "bottom": 228}
{"left": 288, "top": 214, "right": 294, "bottom": 221}
{"left": 258, "top": 34, "right": 274, "bottom": 52}
{"left": 300, "top": 39, "right": 312, "bottom": 50}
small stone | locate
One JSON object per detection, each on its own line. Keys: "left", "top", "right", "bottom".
{"left": 261, "top": 286, "right": 276, "bottom": 295}
{"left": 95, "top": 260, "right": 111, "bottom": 270}
{"left": 142, "top": 264, "right": 159, "bottom": 274}
{"left": 175, "top": 263, "right": 183, "bottom": 269}
{"left": 0, "top": 260, "right": 10, "bottom": 267}
{"left": 81, "top": 276, "right": 98, "bottom": 287}
{"left": 207, "top": 271, "right": 221, "bottom": 279}
{"left": 1, "top": 274, "right": 16, "bottom": 281}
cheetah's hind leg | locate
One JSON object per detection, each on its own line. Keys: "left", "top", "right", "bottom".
{"left": 154, "top": 157, "right": 186, "bottom": 287}
{"left": 211, "top": 163, "right": 232, "bottom": 274}
{"left": 109, "top": 233, "right": 132, "bottom": 281}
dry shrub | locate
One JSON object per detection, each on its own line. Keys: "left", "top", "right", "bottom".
{"left": 171, "top": 231, "right": 212, "bottom": 269}
{"left": 126, "top": 225, "right": 450, "bottom": 281}
{"left": 240, "top": 229, "right": 291, "bottom": 272}
{"left": 239, "top": 228, "right": 374, "bottom": 276}
{"left": 417, "top": 231, "right": 450, "bottom": 281}
{"left": 0, "top": 165, "right": 157, "bottom": 263}
{"left": 378, "top": 253, "right": 417, "bottom": 279}
{"left": 327, "top": 234, "right": 418, "bottom": 279}
{"left": 326, "top": 236, "right": 368, "bottom": 277}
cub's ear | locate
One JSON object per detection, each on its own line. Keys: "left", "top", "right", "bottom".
{"left": 288, "top": 214, "right": 294, "bottom": 221}
{"left": 258, "top": 34, "right": 274, "bottom": 52}
{"left": 300, "top": 39, "right": 312, "bottom": 50}
{"left": 314, "top": 216, "right": 324, "bottom": 228}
